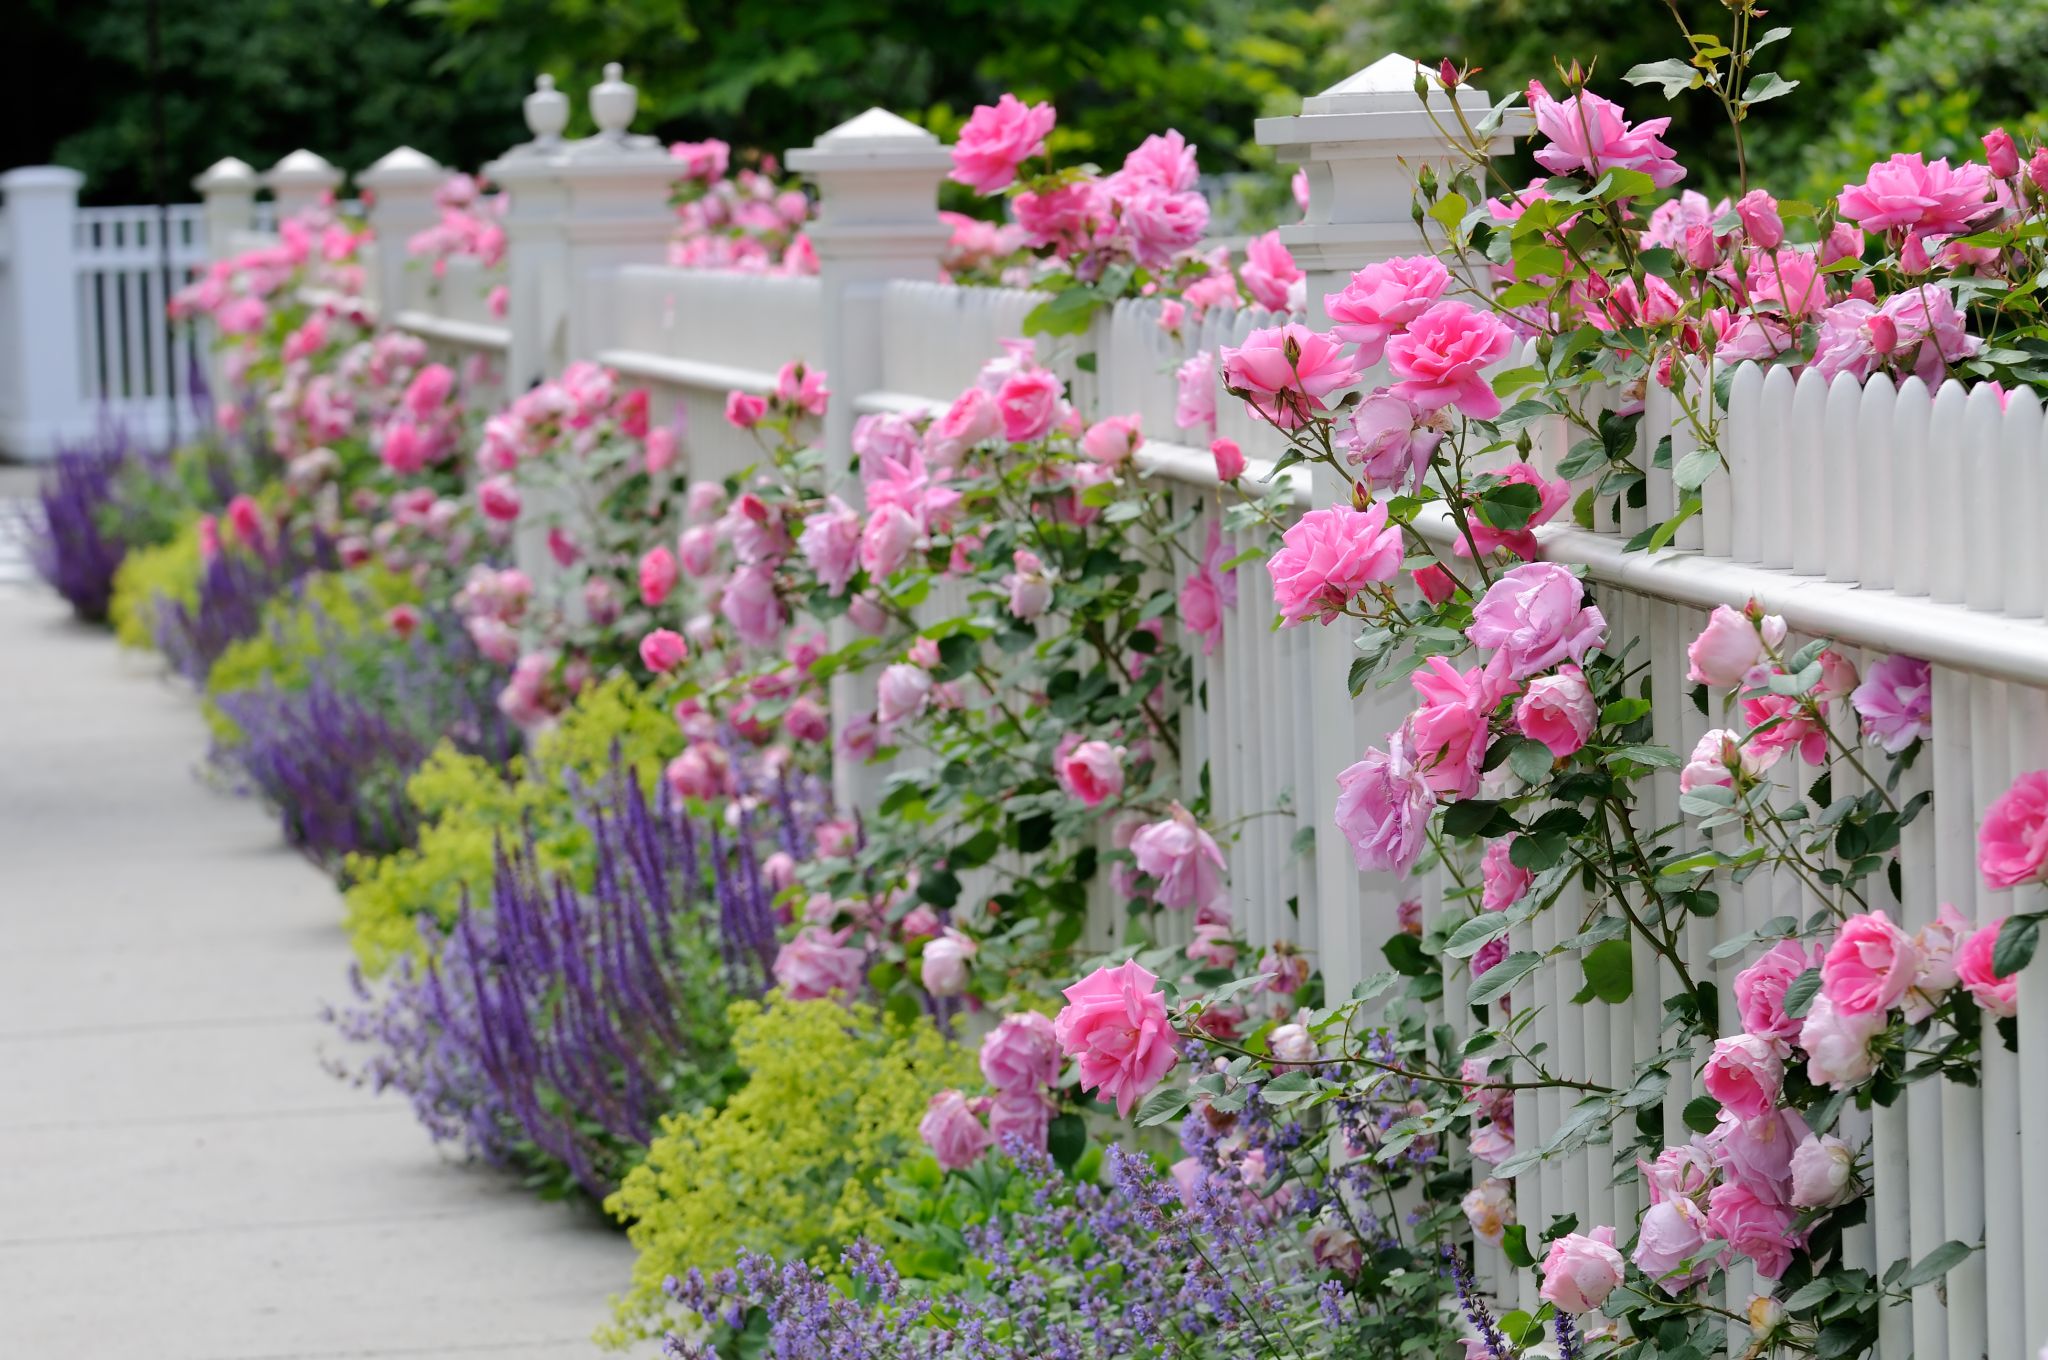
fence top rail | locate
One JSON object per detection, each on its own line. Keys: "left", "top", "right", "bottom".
{"left": 389, "top": 308, "right": 508, "bottom": 353}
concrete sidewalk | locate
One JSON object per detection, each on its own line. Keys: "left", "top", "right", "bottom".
{"left": 0, "top": 583, "right": 638, "bottom": 1358}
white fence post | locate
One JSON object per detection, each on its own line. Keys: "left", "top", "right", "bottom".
{"left": 262, "top": 149, "right": 344, "bottom": 223}
{"left": 785, "top": 109, "right": 953, "bottom": 814}
{"left": 0, "top": 166, "right": 86, "bottom": 460}
{"left": 1256, "top": 55, "right": 1523, "bottom": 992}
{"left": 357, "top": 147, "right": 448, "bottom": 321}
{"left": 193, "top": 157, "right": 257, "bottom": 261}
{"left": 483, "top": 76, "right": 572, "bottom": 401}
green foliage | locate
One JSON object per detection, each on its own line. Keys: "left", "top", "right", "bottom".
{"left": 341, "top": 674, "right": 677, "bottom": 970}
{"left": 601, "top": 994, "right": 978, "bottom": 1341}
{"left": 108, "top": 518, "right": 203, "bottom": 650}
{"left": 203, "top": 567, "right": 418, "bottom": 740}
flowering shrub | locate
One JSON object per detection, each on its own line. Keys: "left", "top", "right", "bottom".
{"left": 667, "top": 140, "right": 816, "bottom": 274}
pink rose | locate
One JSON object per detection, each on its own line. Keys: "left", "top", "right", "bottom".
{"left": 772, "top": 926, "right": 867, "bottom": 1000}
{"left": 773, "top": 361, "right": 829, "bottom": 416}
{"left": 1798, "top": 993, "right": 1886, "bottom": 1089}
{"left": 876, "top": 662, "right": 933, "bottom": 727}
{"left": 1324, "top": 255, "right": 1450, "bottom": 363}
{"left": 1466, "top": 563, "right": 1606, "bottom": 679}
{"left": 380, "top": 420, "right": 429, "bottom": 475}
{"left": 1850, "top": 653, "right": 1932, "bottom": 753}
{"left": 1082, "top": 412, "right": 1143, "bottom": 465}
{"left": 676, "top": 524, "right": 718, "bottom": 578}
{"left": 1633, "top": 1197, "right": 1712, "bottom": 1295}
{"left": 720, "top": 564, "right": 785, "bottom": 647}
{"left": 1530, "top": 85, "right": 1686, "bottom": 188}
{"left": 1734, "top": 938, "right": 1821, "bottom": 1042}
{"left": 1956, "top": 919, "right": 2019, "bottom": 1017}
{"left": 664, "top": 743, "right": 731, "bottom": 801}
{"left": 1185, "top": 922, "right": 1237, "bottom": 970}
{"left": 1333, "top": 731, "right": 1435, "bottom": 874}
{"left": 1174, "top": 351, "right": 1217, "bottom": 436}
{"left": 1705, "top": 1107, "right": 1807, "bottom": 1207}
{"left": 1740, "top": 691, "right": 1829, "bottom": 770}
{"left": 1266, "top": 503, "right": 1403, "bottom": 626}
{"left": 1130, "top": 803, "right": 1227, "bottom": 913}
{"left": 638, "top": 629, "right": 688, "bottom": 673}
{"left": 1979, "top": 770, "right": 2048, "bottom": 888}
{"left": 1385, "top": 301, "right": 1515, "bottom": 419}
{"left": 1515, "top": 665, "right": 1596, "bottom": 757}
{"left": 996, "top": 367, "right": 1064, "bottom": 442}
{"left": 1117, "top": 129, "right": 1198, "bottom": 193}
{"left": 1480, "top": 837, "right": 1532, "bottom": 912}
{"left": 1537, "top": 1230, "right": 1625, "bottom": 1315}
{"left": 1308, "top": 1223, "right": 1364, "bottom": 1276}
{"left": 725, "top": 390, "right": 767, "bottom": 428}
{"left": 784, "top": 696, "right": 830, "bottom": 744}
{"left": 1238, "top": 230, "right": 1303, "bottom": 311}
{"left": 1907, "top": 901, "right": 1973, "bottom": 1017}
{"left": 1058, "top": 739, "right": 1127, "bottom": 807}
{"left": 926, "top": 386, "right": 1000, "bottom": 465}
{"left": 1210, "top": 437, "right": 1246, "bottom": 482}
{"left": 1707, "top": 1182, "right": 1797, "bottom": 1280}
{"left": 1403, "top": 655, "right": 1512, "bottom": 799}
{"left": 1985, "top": 128, "right": 2021, "bottom": 179}
{"left": 859, "top": 504, "right": 920, "bottom": 580}
{"left": 919, "top": 1089, "right": 994, "bottom": 1171}
{"left": 1639, "top": 1143, "right": 1714, "bottom": 1205}
{"left": 1821, "top": 910, "right": 1920, "bottom": 1015}
{"left": 921, "top": 928, "right": 976, "bottom": 997}
{"left": 1053, "top": 959, "right": 1180, "bottom": 1116}
{"left": 985, "top": 1086, "right": 1053, "bottom": 1153}
{"left": 1119, "top": 188, "right": 1210, "bottom": 268}
{"left": 1220, "top": 323, "right": 1363, "bottom": 429}
{"left": 1413, "top": 564, "right": 1456, "bottom": 605}
{"left": 797, "top": 496, "right": 863, "bottom": 596}
{"left": 1789, "top": 1132, "right": 1856, "bottom": 1208}
{"left": 1268, "top": 1022, "right": 1317, "bottom": 1065}
{"left": 1004, "top": 548, "right": 1053, "bottom": 619}
{"left": 979, "top": 1011, "right": 1061, "bottom": 1091}
{"left": 487, "top": 283, "right": 509, "bottom": 319}
{"left": 949, "top": 94, "right": 1056, "bottom": 194}
{"left": 1735, "top": 189, "right": 1784, "bottom": 248}
{"left": 1462, "top": 1177, "right": 1517, "bottom": 1247}
{"left": 1686, "top": 603, "right": 1785, "bottom": 687}
{"left": 1013, "top": 180, "right": 1100, "bottom": 251}
{"left": 1339, "top": 391, "right": 1441, "bottom": 492}
{"left": 1703, "top": 1034, "right": 1784, "bottom": 1120}
{"left": 1838, "top": 153, "right": 1992, "bottom": 238}
{"left": 476, "top": 475, "right": 521, "bottom": 523}
{"left": 1679, "top": 727, "right": 1759, "bottom": 795}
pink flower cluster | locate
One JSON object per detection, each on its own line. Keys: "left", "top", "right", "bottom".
{"left": 919, "top": 1011, "right": 1063, "bottom": 1169}
{"left": 667, "top": 143, "right": 816, "bottom": 276}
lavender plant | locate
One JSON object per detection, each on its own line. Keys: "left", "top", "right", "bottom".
{"left": 154, "top": 530, "right": 335, "bottom": 684}
{"left": 25, "top": 429, "right": 133, "bottom": 622}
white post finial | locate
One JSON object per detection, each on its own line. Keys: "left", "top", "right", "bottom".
{"left": 589, "top": 62, "right": 637, "bottom": 139}
{"left": 524, "top": 73, "right": 569, "bottom": 148}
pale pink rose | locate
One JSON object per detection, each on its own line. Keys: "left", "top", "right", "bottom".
{"left": 1704, "top": 1034, "right": 1784, "bottom": 1120}
{"left": 1821, "top": 910, "right": 1921, "bottom": 1015}
{"left": 1639, "top": 1143, "right": 1714, "bottom": 1206}
{"left": 950, "top": 94, "right": 1056, "bottom": 194}
{"left": 664, "top": 743, "right": 732, "bottom": 801}
{"left": 1013, "top": 180, "right": 1100, "bottom": 250}
{"left": 876, "top": 662, "right": 933, "bottom": 727}
{"left": 1480, "top": 837, "right": 1532, "bottom": 912}
{"left": 1462, "top": 1177, "right": 1516, "bottom": 1247}
{"left": 1740, "top": 690, "right": 1829, "bottom": 769}
{"left": 773, "top": 360, "right": 829, "bottom": 416}
{"left": 1705, "top": 1106, "right": 1807, "bottom": 1205}
{"left": 1116, "top": 128, "right": 1198, "bottom": 193}
{"left": 1850, "top": 653, "right": 1932, "bottom": 752}
{"left": 1308, "top": 1222, "right": 1364, "bottom": 1276}
{"left": 1906, "top": 902, "right": 1973, "bottom": 1019}
{"left": 725, "top": 390, "right": 767, "bottom": 428}
{"left": 1877, "top": 283, "right": 1981, "bottom": 382}
{"left": 1687, "top": 604, "right": 1784, "bottom": 687}
{"left": 986, "top": 1086, "right": 1053, "bottom": 1153}
{"left": 1470, "top": 937, "right": 1509, "bottom": 981}
{"left": 1003, "top": 548, "right": 1054, "bottom": 619}
{"left": 1956, "top": 919, "right": 2019, "bottom": 1017}
{"left": 1210, "top": 437, "right": 1246, "bottom": 481}
{"left": 1185, "top": 922, "right": 1238, "bottom": 970}
{"left": 1268, "top": 1022, "right": 1317, "bottom": 1066}
{"left": 921, "top": 928, "right": 976, "bottom": 997}
{"left": 1979, "top": 770, "right": 2048, "bottom": 888}
{"left": 1538, "top": 1230, "right": 1625, "bottom": 1314}
{"left": 643, "top": 425, "right": 679, "bottom": 475}
{"left": 791, "top": 496, "right": 858, "bottom": 596}
{"left": 859, "top": 503, "right": 920, "bottom": 579}
{"left": 1258, "top": 946, "right": 1309, "bottom": 995}
{"left": 1220, "top": 323, "right": 1364, "bottom": 429}
{"left": 1130, "top": 803, "right": 1227, "bottom": 913}
{"left": 919, "top": 1089, "right": 993, "bottom": 1171}
{"left": 996, "top": 367, "right": 1064, "bottom": 442}
{"left": 1053, "top": 959, "right": 1180, "bottom": 1116}
{"left": 1788, "top": 1133, "right": 1856, "bottom": 1208}
{"left": 784, "top": 696, "right": 830, "bottom": 744}
{"left": 1529, "top": 84, "right": 1686, "bottom": 188}
{"left": 1333, "top": 731, "right": 1435, "bottom": 874}
{"left": 1324, "top": 255, "right": 1450, "bottom": 362}
{"left": 720, "top": 564, "right": 785, "bottom": 647}
{"left": 685, "top": 481, "right": 727, "bottom": 524}
{"left": 1058, "top": 739, "right": 1127, "bottom": 807}
{"left": 1174, "top": 352, "right": 1217, "bottom": 436}
{"left": 1082, "top": 412, "right": 1143, "bottom": 465}
{"left": 1641, "top": 189, "right": 1724, "bottom": 249}
{"left": 1239, "top": 230, "right": 1303, "bottom": 311}
{"left": 980, "top": 1011, "right": 1061, "bottom": 1091}
{"left": 639, "top": 629, "right": 689, "bottom": 673}
{"left": 1798, "top": 993, "right": 1886, "bottom": 1089}
{"left": 1634, "top": 1197, "right": 1712, "bottom": 1295}
{"left": 1515, "top": 665, "right": 1596, "bottom": 757}
{"left": 672, "top": 524, "right": 715, "bottom": 578}
{"left": 846, "top": 592, "right": 889, "bottom": 635}
{"left": 926, "top": 386, "right": 1000, "bottom": 465}
{"left": 1339, "top": 391, "right": 1441, "bottom": 492}
{"left": 852, "top": 410, "right": 923, "bottom": 466}
{"left": 1838, "top": 153, "right": 1992, "bottom": 238}
{"left": 1707, "top": 1182, "right": 1797, "bottom": 1279}
{"left": 1119, "top": 187, "right": 1209, "bottom": 268}
{"left": 1466, "top": 563, "right": 1606, "bottom": 679}
{"left": 1385, "top": 301, "right": 1515, "bottom": 419}
{"left": 1734, "top": 938, "right": 1821, "bottom": 1042}
{"left": 1266, "top": 503, "right": 1403, "bottom": 626}
{"left": 1679, "top": 727, "right": 1760, "bottom": 795}
{"left": 772, "top": 925, "right": 867, "bottom": 1000}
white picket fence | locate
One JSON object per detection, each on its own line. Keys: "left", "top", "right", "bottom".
{"left": 28, "top": 50, "right": 2042, "bottom": 1352}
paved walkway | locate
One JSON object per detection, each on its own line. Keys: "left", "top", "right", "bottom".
{"left": 0, "top": 579, "right": 640, "bottom": 1358}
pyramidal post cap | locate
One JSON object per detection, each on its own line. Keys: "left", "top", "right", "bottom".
{"left": 194, "top": 156, "right": 258, "bottom": 193}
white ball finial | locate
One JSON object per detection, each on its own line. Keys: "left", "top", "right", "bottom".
{"left": 590, "top": 62, "right": 637, "bottom": 139}
{"left": 524, "top": 73, "right": 569, "bottom": 145}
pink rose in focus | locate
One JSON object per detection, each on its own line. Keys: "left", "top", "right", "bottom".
{"left": 1324, "top": 255, "right": 1450, "bottom": 363}
{"left": 1850, "top": 653, "right": 1933, "bottom": 752}
{"left": 949, "top": 94, "right": 1056, "bottom": 195}
{"left": 1058, "top": 739, "right": 1127, "bottom": 807}
{"left": 1514, "top": 665, "right": 1596, "bottom": 758}
{"left": 1538, "top": 1230, "right": 1625, "bottom": 1314}
{"left": 1789, "top": 1132, "right": 1856, "bottom": 1208}
{"left": 996, "top": 367, "right": 1065, "bottom": 442}
{"left": 1687, "top": 604, "right": 1785, "bottom": 687}
{"left": 919, "top": 1090, "right": 993, "bottom": 1171}
{"left": 1821, "top": 910, "right": 1920, "bottom": 1015}
{"left": 1265, "top": 503, "right": 1403, "bottom": 626}
{"left": 1386, "top": 301, "right": 1515, "bottom": 419}
{"left": 1707, "top": 1182, "right": 1797, "bottom": 1279}
{"left": 1956, "top": 918, "right": 2019, "bottom": 1017}
{"left": 1799, "top": 993, "right": 1886, "bottom": 1089}
{"left": 1735, "top": 190, "right": 1784, "bottom": 248}
{"left": 1130, "top": 803, "right": 1227, "bottom": 913}
{"left": 1340, "top": 391, "right": 1441, "bottom": 493}
{"left": 1333, "top": 732, "right": 1435, "bottom": 874}
{"left": 1634, "top": 1197, "right": 1712, "bottom": 1295}
{"left": 1530, "top": 84, "right": 1686, "bottom": 187}
{"left": 1220, "top": 324, "right": 1363, "bottom": 429}
{"left": 1734, "top": 938, "right": 1821, "bottom": 1042}
{"left": 1480, "top": 837, "right": 1532, "bottom": 912}
{"left": 1210, "top": 437, "right": 1246, "bottom": 482}
{"left": 1465, "top": 562, "right": 1605, "bottom": 679}
{"left": 1838, "top": 153, "right": 1992, "bottom": 238}
{"left": 1985, "top": 128, "right": 2021, "bottom": 179}
{"left": 1978, "top": 770, "right": 2048, "bottom": 888}
{"left": 980, "top": 1011, "right": 1061, "bottom": 1091}
{"left": 1703, "top": 1033, "right": 1784, "bottom": 1120}
{"left": 1053, "top": 959, "right": 1179, "bottom": 1116}
{"left": 1412, "top": 564, "right": 1456, "bottom": 605}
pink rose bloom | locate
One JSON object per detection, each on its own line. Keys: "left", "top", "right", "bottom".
{"left": 1412, "top": 564, "right": 1456, "bottom": 604}
{"left": 1537, "top": 1230, "right": 1625, "bottom": 1314}
{"left": 1515, "top": 665, "right": 1595, "bottom": 757}
{"left": 1462, "top": 1177, "right": 1516, "bottom": 1247}
{"left": 675, "top": 523, "right": 718, "bottom": 578}
{"left": 1339, "top": 391, "right": 1441, "bottom": 492}
{"left": 1480, "top": 837, "right": 1532, "bottom": 912}
{"left": 380, "top": 420, "right": 429, "bottom": 475}
{"left": 1466, "top": 563, "right": 1605, "bottom": 679}
{"left": 1053, "top": 960, "right": 1179, "bottom": 1116}
{"left": 875, "top": 662, "right": 933, "bottom": 727}
{"left": 1220, "top": 323, "right": 1363, "bottom": 429}
{"left": 1333, "top": 731, "right": 1435, "bottom": 874}
{"left": 1705, "top": 1107, "right": 1807, "bottom": 1204}
{"left": 1013, "top": 180, "right": 1100, "bottom": 251}
{"left": 926, "top": 386, "right": 1000, "bottom": 465}
{"left": 859, "top": 503, "right": 920, "bottom": 579}
{"left": 772, "top": 361, "right": 829, "bottom": 416}
{"left": 1530, "top": 85, "right": 1687, "bottom": 188}
{"left": 1082, "top": 412, "right": 1143, "bottom": 465}
{"left": 949, "top": 94, "right": 1056, "bottom": 194}
{"left": 1634, "top": 1196, "right": 1712, "bottom": 1295}
{"left": 919, "top": 1090, "right": 994, "bottom": 1171}
{"left": 1259, "top": 946, "right": 1310, "bottom": 995}
{"left": 1686, "top": 603, "right": 1785, "bottom": 687}
{"left": 1266, "top": 503, "right": 1403, "bottom": 626}
{"left": 1707, "top": 1182, "right": 1797, "bottom": 1279}
{"left": 1734, "top": 939, "right": 1821, "bottom": 1042}
{"left": 637, "top": 545, "right": 679, "bottom": 608}
{"left": 1239, "top": 230, "right": 1303, "bottom": 312}
{"left": 1850, "top": 653, "right": 1932, "bottom": 752}
{"left": 1979, "top": 770, "right": 2048, "bottom": 888}
{"left": 1743, "top": 246, "right": 1826, "bottom": 321}
{"left": 664, "top": 743, "right": 731, "bottom": 801}
{"left": 986, "top": 1086, "right": 1053, "bottom": 1152}
{"left": 720, "top": 564, "right": 785, "bottom": 647}
{"left": 1798, "top": 993, "right": 1886, "bottom": 1089}
{"left": 1639, "top": 1143, "right": 1714, "bottom": 1205}
{"left": 1119, "top": 187, "right": 1210, "bottom": 268}
{"left": 476, "top": 476, "right": 521, "bottom": 523}
{"left": 1268, "top": 1022, "right": 1317, "bottom": 1065}
{"left": 980, "top": 1011, "right": 1062, "bottom": 1091}
{"left": 1956, "top": 919, "right": 2019, "bottom": 1017}
{"left": 1789, "top": 1133, "right": 1856, "bottom": 1208}
{"left": 1821, "top": 910, "right": 1921, "bottom": 1015}
{"left": 638, "top": 629, "right": 688, "bottom": 673}
{"left": 1907, "top": 902, "right": 1973, "bottom": 1018}
{"left": 1386, "top": 301, "right": 1516, "bottom": 419}
{"left": 1878, "top": 283, "right": 1981, "bottom": 382}
{"left": 1174, "top": 351, "right": 1217, "bottom": 436}
{"left": 1403, "top": 654, "right": 1514, "bottom": 799}
{"left": 921, "top": 928, "right": 976, "bottom": 997}
{"left": 1059, "top": 739, "right": 1127, "bottom": 807}
{"left": 1735, "top": 189, "right": 1784, "bottom": 248}
{"left": 1704, "top": 1034, "right": 1785, "bottom": 1120}
{"left": 1679, "top": 727, "right": 1760, "bottom": 795}
{"left": 1185, "top": 922, "right": 1237, "bottom": 970}
{"left": 1740, "top": 691, "right": 1829, "bottom": 769}
{"left": 1117, "top": 129, "right": 1199, "bottom": 193}
{"left": 1324, "top": 255, "right": 1450, "bottom": 363}
{"left": 1456, "top": 461, "right": 1570, "bottom": 560}
{"left": 772, "top": 926, "right": 867, "bottom": 1000}
{"left": 784, "top": 696, "right": 830, "bottom": 744}
{"left": 1640, "top": 189, "right": 1724, "bottom": 249}
{"left": 725, "top": 390, "right": 767, "bottom": 428}
{"left": 1130, "top": 803, "right": 1227, "bottom": 913}
{"left": 1838, "top": 153, "right": 1992, "bottom": 238}
{"left": 996, "top": 367, "right": 1065, "bottom": 442}
{"left": 1004, "top": 548, "right": 1053, "bottom": 619}
{"left": 1210, "top": 437, "right": 1246, "bottom": 481}
{"left": 797, "top": 496, "right": 863, "bottom": 596}
{"left": 1985, "top": 128, "right": 2021, "bottom": 179}
{"left": 1470, "top": 937, "right": 1509, "bottom": 980}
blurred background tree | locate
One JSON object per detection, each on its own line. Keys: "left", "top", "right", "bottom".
{"left": 9, "top": 0, "right": 2048, "bottom": 208}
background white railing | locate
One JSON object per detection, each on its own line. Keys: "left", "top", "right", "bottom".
{"left": 7, "top": 51, "right": 2042, "bottom": 1353}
